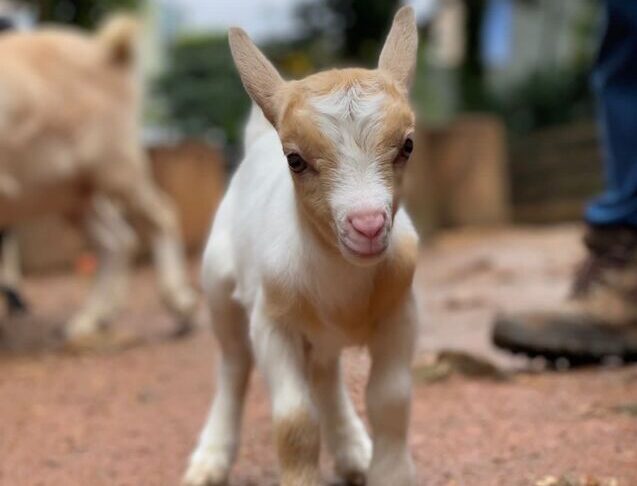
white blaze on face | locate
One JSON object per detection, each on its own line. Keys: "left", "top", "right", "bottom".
{"left": 310, "top": 86, "right": 392, "bottom": 229}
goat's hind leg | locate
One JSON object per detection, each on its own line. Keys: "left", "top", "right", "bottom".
{"left": 64, "top": 197, "right": 136, "bottom": 344}
{"left": 117, "top": 178, "right": 197, "bottom": 336}
{"left": 1, "top": 284, "right": 27, "bottom": 315}
{"left": 0, "top": 230, "right": 28, "bottom": 315}
{"left": 183, "top": 253, "right": 252, "bottom": 486}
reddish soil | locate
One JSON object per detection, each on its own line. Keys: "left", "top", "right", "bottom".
{"left": 1, "top": 225, "right": 635, "bottom": 486}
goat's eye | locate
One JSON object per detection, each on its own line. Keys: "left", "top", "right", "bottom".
{"left": 287, "top": 153, "right": 307, "bottom": 173}
{"left": 395, "top": 137, "right": 414, "bottom": 165}
{"left": 401, "top": 138, "right": 414, "bottom": 158}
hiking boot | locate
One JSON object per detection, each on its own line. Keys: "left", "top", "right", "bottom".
{"left": 493, "top": 225, "right": 637, "bottom": 365}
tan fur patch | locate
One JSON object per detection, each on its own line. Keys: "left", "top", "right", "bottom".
{"left": 372, "top": 231, "right": 419, "bottom": 319}
{"left": 275, "top": 410, "right": 322, "bottom": 486}
{"left": 264, "top": 230, "right": 418, "bottom": 343}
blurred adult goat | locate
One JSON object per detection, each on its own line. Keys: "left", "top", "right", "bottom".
{"left": 0, "top": 17, "right": 196, "bottom": 344}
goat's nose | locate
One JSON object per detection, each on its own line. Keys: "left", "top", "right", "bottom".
{"left": 349, "top": 211, "right": 386, "bottom": 239}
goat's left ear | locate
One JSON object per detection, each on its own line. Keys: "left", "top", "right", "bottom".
{"left": 378, "top": 6, "right": 418, "bottom": 90}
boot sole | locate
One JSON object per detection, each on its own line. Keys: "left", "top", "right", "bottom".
{"left": 492, "top": 317, "right": 637, "bottom": 367}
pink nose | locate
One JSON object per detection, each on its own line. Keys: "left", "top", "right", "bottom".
{"left": 349, "top": 211, "right": 386, "bottom": 239}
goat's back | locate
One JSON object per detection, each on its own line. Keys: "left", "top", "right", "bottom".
{"left": 0, "top": 20, "right": 141, "bottom": 223}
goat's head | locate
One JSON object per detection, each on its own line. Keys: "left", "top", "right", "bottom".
{"left": 229, "top": 7, "right": 418, "bottom": 266}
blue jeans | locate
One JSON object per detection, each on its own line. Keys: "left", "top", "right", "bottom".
{"left": 586, "top": 0, "right": 637, "bottom": 226}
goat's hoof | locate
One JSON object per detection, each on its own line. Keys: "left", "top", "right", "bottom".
{"left": 367, "top": 457, "right": 415, "bottom": 486}
{"left": 62, "top": 328, "right": 140, "bottom": 354}
{"left": 337, "top": 467, "right": 367, "bottom": 486}
{"left": 182, "top": 453, "right": 230, "bottom": 486}
{"left": 6, "top": 291, "right": 29, "bottom": 316}
{"left": 341, "top": 471, "right": 366, "bottom": 485}
{"left": 166, "top": 286, "right": 198, "bottom": 319}
{"left": 334, "top": 433, "right": 371, "bottom": 485}
{"left": 171, "top": 317, "right": 196, "bottom": 339}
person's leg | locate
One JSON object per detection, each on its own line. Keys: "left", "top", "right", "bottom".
{"left": 493, "top": 0, "right": 637, "bottom": 364}
{"left": 586, "top": 0, "right": 637, "bottom": 226}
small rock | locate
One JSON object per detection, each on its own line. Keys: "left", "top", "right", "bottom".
{"left": 612, "top": 402, "right": 637, "bottom": 417}
{"left": 536, "top": 477, "right": 557, "bottom": 486}
{"left": 535, "top": 475, "right": 618, "bottom": 486}
{"left": 413, "top": 350, "right": 508, "bottom": 384}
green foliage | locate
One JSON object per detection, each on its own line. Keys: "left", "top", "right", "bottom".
{"left": 296, "top": 0, "right": 399, "bottom": 66}
{"left": 156, "top": 0, "right": 402, "bottom": 147}
{"left": 26, "top": 0, "right": 139, "bottom": 28}
{"left": 154, "top": 34, "right": 330, "bottom": 146}
{"left": 486, "top": 68, "right": 594, "bottom": 136}
{"left": 459, "top": 0, "right": 489, "bottom": 111}
{"left": 482, "top": 1, "right": 599, "bottom": 136}
{"left": 155, "top": 33, "right": 250, "bottom": 145}
{"left": 154, "top": 0, "right": 597, "bottom": 147}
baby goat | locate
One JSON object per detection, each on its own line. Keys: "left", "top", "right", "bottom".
{"left": 184, "top": 7, "right": 420, "bottom": 486}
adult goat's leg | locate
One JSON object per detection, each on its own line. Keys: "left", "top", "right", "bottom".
{"left": 118, "top": 177, "right": 197, "bottom": 335}
{"left": 65, "top": 197, "right": 136, "bottom": 341}
{"left": 0, "top": 230, "right": 28, "bottom": 314}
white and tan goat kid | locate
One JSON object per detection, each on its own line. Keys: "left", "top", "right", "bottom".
{"left": 184, "top": 7, "right": 420, "bottom": 486}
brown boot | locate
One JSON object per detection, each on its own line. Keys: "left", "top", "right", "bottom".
{"left": 493, "top": 225, "right": 637, "bottom": 365}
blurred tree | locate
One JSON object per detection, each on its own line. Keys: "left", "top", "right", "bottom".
{"left": 155, "top": 33, "right": 332, "bottom": 148}
{"left": 483, "top": 0, "right": 599, "bottom": 135}
{"left": 460, "top": 0, "right": 488, "bottom": 110}
{"left": 156, "top": 0, "right": 403, "bottom": 148}
{"left": 488, "top": 68, "right": 593, "bottom": 135}
{"left": 296, "top": 0, "right": 400, "bottom": 65}
{"left": 155, "top": 33, "right": 250, "bottom": 146}
{"left": 25, "top": 0, "right": 138, "bottom": 28}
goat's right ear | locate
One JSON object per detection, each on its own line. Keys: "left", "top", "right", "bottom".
{"left": 229, "top": 28, "right": 284, "bottom": 126}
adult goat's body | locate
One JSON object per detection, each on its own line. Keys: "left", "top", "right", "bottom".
{"left": 185, "top": 7, "right": 420, "bottom": 486}
{"left": 0, "top": 18, "right": 196, "bottom": 341}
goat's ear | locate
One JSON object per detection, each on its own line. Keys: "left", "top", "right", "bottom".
{"left": 229, "top": 27, "right": 284, "bottom": 126}
{"left": 378, "top": 6, "right": 418, "bottom": 90}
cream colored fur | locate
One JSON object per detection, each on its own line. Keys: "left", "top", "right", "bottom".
{"left": 0, "top": 17, "right": 196, "bottom": 341}
{"left": 184, "top": 7, "right": 420, "bottom": 486}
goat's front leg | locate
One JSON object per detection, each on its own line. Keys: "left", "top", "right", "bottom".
{"left": 131, "top": 181, "right": 197, "bottom": 335}
{"left": 251, "top": 298, "right": 322, "bottom": 486}
{"left": 183, "top": 285, "right": 252, "bottom": 486}
{"left": 366, "top": 294, "right": 418, "bottom": 486}
{"left": 310, "top": 353, "right": 371, "bottom": 485}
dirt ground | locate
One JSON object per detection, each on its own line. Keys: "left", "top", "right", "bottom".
{"left": 1, "top": 224, "right": 636, "bottom": 486}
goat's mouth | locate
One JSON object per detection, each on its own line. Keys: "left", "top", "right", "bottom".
{"left": 339, "top": 236, "right": 389, "bottom": 263}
